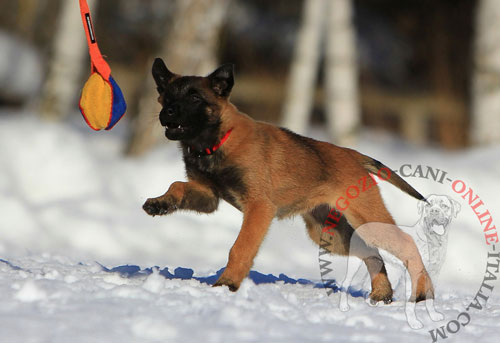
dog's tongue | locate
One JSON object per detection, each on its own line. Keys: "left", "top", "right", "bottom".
{"left": 431, "top": 224, "right": 445, "bottom": 235}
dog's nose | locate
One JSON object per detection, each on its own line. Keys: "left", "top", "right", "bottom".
{"left": 430, "top": 207, "right": 441, "bottom": 215}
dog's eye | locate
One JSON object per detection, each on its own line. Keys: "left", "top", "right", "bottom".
{"left": 441, "top": 204, "right": 449, "bottom": 210}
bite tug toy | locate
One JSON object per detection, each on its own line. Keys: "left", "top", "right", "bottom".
{"left": 78, "top": 0, "right": 126, "bottom": 131}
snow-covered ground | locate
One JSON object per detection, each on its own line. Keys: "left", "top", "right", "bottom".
{"left": 0, "top": 111, "right": 499, "bottom": 342}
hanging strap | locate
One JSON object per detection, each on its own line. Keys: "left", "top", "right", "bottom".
{"left": 79, "top": 0, "right": 111, "bottom": 80}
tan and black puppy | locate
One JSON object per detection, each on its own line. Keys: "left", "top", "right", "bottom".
{"left": 143, "top": 58, "right": 433, "bottom": 304}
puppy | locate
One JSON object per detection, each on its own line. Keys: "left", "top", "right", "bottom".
{"left": 339, "top": 194, "right": 460, "bottom": 328}
{"left": 143, "top": 58, "right": 433, "bottom": 304}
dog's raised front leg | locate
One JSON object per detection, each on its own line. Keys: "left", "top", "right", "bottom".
{"left": 143, "top": 181, "right": 219, "bottom": 216}
{"left": 214, "top": 201, "right": 276, "bottom": 291}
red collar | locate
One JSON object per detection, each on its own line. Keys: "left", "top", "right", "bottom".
{"left": 189, "top": 128, "right": 233, "bottom": 156}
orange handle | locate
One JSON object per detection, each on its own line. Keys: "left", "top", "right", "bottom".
{"left": 79, "top": 0, "right": 111, "bottom": 80}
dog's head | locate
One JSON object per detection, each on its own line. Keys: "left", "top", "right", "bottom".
{"left": 151, "top": 58, "right": 234, "bottom": 141}
{"left": 418, "top": 194, "right": 461, "bottom": 235}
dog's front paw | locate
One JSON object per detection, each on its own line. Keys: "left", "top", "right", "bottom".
{"left": 213, "top": 277, "right": 239, "bottom": 292}
{"left": 339, "top": 293, "right": 350, "bottom": 312}
{"left": 407, "top": 317, "right": 424, "bottom": 330}
{"left": 143, "top": 197, "right": 177, "bottom": 216}
{"left": 428, "top": 309, "right": 445, "bottom": 322}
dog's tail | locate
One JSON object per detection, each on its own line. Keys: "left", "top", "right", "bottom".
{"left": 355, "top": 152, "right": 426, "bottom": 202}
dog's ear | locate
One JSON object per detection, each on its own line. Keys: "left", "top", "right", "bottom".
{"left": 449, "top": 197, "right": 461, "bottom": 218}
{"left": 207, "top": 64, "right": 234, "bottom": 97}
{"left": 417, "top": 200, "right": 425, "bottom": 216}
{"left": 152, "top": 58, "right": 175, "bottom": 94}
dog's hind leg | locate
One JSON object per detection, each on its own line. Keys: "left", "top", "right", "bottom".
{"left": 340, "top": 230, "right": 393, "bottom": 310}
{"left": 303, "top": 209, "right": 393, "bottom": 305}
{"left": 349, "top": 228, "right": 393, "bottom": 304}
{"left": 352, "top": 221, "right": 434, "bottom": 303}
{"left": 341, "top": 188, "right": 434, "bottom": 303}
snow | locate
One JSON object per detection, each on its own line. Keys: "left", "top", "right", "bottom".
{"left": 0, "top": 110, "right": 499, "bottom": 342}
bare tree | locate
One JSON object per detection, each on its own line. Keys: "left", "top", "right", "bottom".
{"left": 39, "top": 0, "right": 96, "bottom": 120}
{"left": 282, "top": 0, "right": 360, "bottom": 145}
{"left": 471, "top": 0, "right": 500, "bottom": 145}
{"left": 126, "top": 0, "right": 230, "bottom": 156}
{"left": 324, "top": 0, "right": 360, "bottom": 146}
{"left": 281, "top": 0, "right": 327, "bottom": 135}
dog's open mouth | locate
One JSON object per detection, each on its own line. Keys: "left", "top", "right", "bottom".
{"left": 428, "top": 217, "right": 448, "bottom": 235}
{"left": 430, "top": 223, "right": 445, "bottom": 235}
{"left": 165, "top": 122, "right": 187, "bottom": 130}
{"left": 164, "top": 122, "right": 189, "bottom": 137}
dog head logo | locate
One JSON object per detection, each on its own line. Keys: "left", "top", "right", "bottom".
{"left": 151, "top": 57, "right": 234, "bottom": 142}
{"left": 418, "top": 194, "right": 461, "bottom": 236}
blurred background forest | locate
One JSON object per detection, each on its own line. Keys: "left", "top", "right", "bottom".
{"left": 1, "top": 0, "right": 499, "bottom": 155}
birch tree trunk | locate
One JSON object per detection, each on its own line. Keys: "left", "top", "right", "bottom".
{"left": 324, "top": 0, "right": 360, "bottom": 146}
{"left": 281, "top": 0, "right": 327, "bottom": 135}
{"left": 126, "top": 0, "right": 230, "bottom": 156}
{"left": 471, "top": 0, "right": 500, "bottom": 145}
{"left": 39, "top": 0, "right": 95, "bottom": 120}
